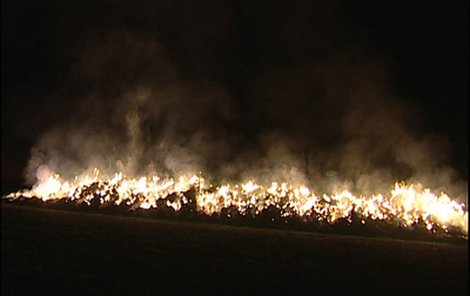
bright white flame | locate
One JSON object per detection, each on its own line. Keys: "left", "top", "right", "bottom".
{"left": 5, "top": 169, "right": 468, "bottom": 237}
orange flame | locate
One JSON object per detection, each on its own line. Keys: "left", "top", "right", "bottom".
{"left": 6, "top": 169, "right": 467, "bottom": 237}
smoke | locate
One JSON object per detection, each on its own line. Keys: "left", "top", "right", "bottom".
{"left": 21, "top": 1, "right": 466, "bottom": 200}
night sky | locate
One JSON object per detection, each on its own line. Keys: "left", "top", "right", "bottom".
{"left": 1, "top": 0, "right": 468, "bottom": 195}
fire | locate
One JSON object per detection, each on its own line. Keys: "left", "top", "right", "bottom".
{"left": 5, "top": 169, "right": 468, "bottom": 237}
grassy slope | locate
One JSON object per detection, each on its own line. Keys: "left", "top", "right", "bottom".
{"left": 1, "top": 203, "right": 468, "bottom": 295}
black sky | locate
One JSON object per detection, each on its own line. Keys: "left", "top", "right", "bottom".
{"left": 1, "top": 0, "right": 468, "bottom": 193}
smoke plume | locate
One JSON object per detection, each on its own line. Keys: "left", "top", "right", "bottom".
{"left": 21, "top": 1, "right": 466, "bottom": 201}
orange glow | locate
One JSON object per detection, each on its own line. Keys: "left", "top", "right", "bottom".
{"left": 6, "top": 169, "right": 467, "bottom": 237}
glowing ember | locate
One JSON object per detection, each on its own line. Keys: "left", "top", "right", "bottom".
{"left": 4, "top": 169, "right": 468, "bottom": 237}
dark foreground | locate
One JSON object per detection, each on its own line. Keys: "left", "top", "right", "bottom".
{"left": 2, "top": 204, "right": 468, "bottom": 295}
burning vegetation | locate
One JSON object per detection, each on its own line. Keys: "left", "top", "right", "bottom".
{"left": 5, "top": 168, "right": 467, "bottom": 239}
{"left": 3, "top": 3, "right": 467, "bottom": 244}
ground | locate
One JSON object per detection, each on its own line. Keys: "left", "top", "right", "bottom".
{"left": 1, "top": 203, "right": 468, "bottom": 295}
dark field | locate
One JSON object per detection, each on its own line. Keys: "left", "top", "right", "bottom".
{"left": 1, "top": 203, "right": 468, "bottom": 295}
